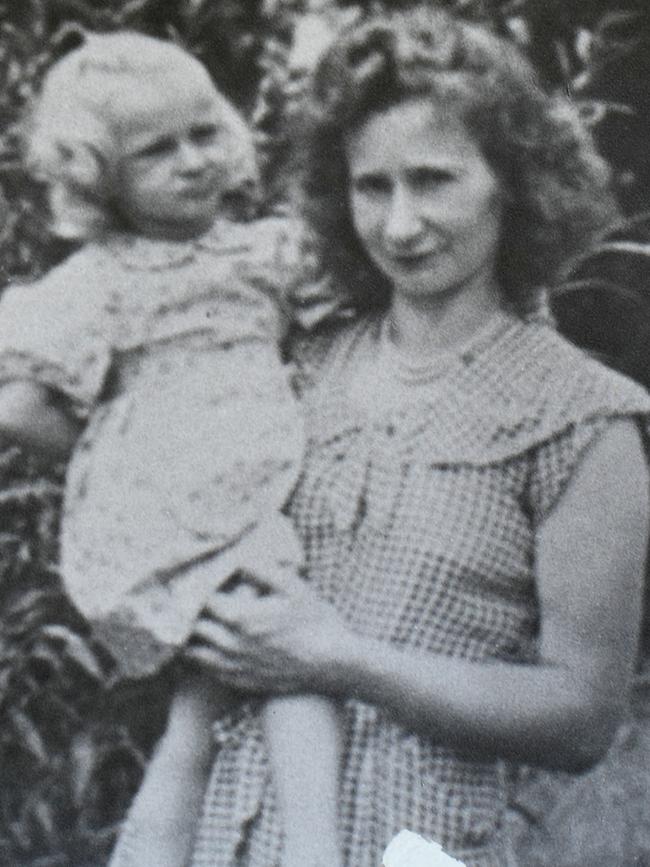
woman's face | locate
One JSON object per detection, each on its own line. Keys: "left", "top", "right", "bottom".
{"left": 345, "top": 97, "right": 503, "bottom": 306}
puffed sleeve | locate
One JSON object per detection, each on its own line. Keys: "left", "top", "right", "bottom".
{"left": 0, "top": 247, "right": 113, "bottom": 418}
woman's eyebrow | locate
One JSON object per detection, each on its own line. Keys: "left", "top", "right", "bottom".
{"left": 349, "top": 167, "right": 386, "bottom": 178}
{"left": 407, "top": 158, "right": 461, "bottom": 171}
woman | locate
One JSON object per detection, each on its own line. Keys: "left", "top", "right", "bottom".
{"left": 187, "top": 7, "right": 650, "bottom": 867}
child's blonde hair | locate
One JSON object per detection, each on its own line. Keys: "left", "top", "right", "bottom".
{"left": 26, "top": 31, "right": 258, "bottom": 239}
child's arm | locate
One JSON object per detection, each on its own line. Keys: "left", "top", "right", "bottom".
{"left": 0, "top": 380, "right": 82, "bottom": 461}
{"left": 262, "top": 693, "right": 343, "bottom": 867}
{"left": 0, "top": 249, "right": 114, "bottom": 465}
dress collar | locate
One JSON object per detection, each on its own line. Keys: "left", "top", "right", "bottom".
{"left": 303, "top": 310, "right": 650, "bottom": 465}
{"left": 103, "top": 219, "right": 252, "bottom": 272}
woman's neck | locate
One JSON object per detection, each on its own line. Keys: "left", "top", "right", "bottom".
{"left": 387, "top": 279, "right": 504, "bottom": 360}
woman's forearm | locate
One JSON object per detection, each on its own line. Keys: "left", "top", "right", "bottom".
{"left": 323, "top": 634, "right": 620, "bottom": 772}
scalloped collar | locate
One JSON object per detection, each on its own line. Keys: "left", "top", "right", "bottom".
{"left": 303, "top": 311, "right": 650, "bottom": 465}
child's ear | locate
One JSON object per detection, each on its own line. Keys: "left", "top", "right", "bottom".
{"left": 47, "top": 181, "right": 110, "bottom": 240}
{"left": 56, "top": 141, "right": 106, "bottom": 192}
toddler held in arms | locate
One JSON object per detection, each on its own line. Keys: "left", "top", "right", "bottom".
{"left": 0, "top": 32, "right": 341, "bottom": 867}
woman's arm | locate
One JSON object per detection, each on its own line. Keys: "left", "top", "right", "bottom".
{"left": 191, "top": 419, "right": 648, "bottom": 772}
{"left": 0, "top": 380, "right": 82, "bottom": 461}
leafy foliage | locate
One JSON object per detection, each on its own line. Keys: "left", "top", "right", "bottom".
{"left": 0, "top": 448, "right": 160, "bottom": 867}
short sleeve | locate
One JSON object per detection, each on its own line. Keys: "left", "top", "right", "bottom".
{"left": 527, "top": 414, "right": 648, "bottom": 527}
{"left": 0, "top": 248, "right": 112, "bottom": 417}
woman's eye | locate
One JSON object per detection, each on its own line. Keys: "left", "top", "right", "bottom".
{"left": 411, "top": 168, "right": 454, "bottom": 188}
{"left": 352, "top": 175, "right": 391, "bottom": 196}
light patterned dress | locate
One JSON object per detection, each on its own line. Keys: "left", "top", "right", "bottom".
{"left": 190, "top": 309, "right": 650, "bottom": 867}
{"left": 0, "top": 217, "right": 321, "bottom": 679}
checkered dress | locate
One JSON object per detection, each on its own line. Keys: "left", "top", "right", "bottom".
{"left": 190, "top": 310, "right": 650, "bottom": 867}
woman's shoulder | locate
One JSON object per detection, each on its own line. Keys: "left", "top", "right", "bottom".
{"left": 504, "top": 316, "right": 650, "bottom": 416}
{"left": 379, "top": 312, "right": 650, "bottom": 467}
{"left": 473, "top": 314, "right": 650, "bottom": 459}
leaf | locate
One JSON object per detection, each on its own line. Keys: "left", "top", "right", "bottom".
{"left": 8, "top": 707, "right": 48, "bottom": 763}
{"left": 69, "top": 731, "right": 96, "bottom": 806}
{"left": 0, "top": 479, "right": 61, "bottom": 507}
{"left": 38, "top": 625, "right": 104, "bottom": 681}
{"left": 26, "top": 644, "right": 64, "bottom": 682}
{"left": 2, "top": 590, "right": 65, "bottom": 638}
{"left": 30, "top": 799, "right": 55, "bottom": 842}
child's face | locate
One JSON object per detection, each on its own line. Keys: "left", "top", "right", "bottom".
{"left": 116, "top": 86, "right": 227, "bottom": 240}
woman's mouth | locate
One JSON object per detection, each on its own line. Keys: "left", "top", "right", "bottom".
{"left": 389, "top": 250, "right": 437, "bottom": 270}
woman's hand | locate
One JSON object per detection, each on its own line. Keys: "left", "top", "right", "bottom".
{"left": 185, "top": 571, "right": 351, "bottom": 696}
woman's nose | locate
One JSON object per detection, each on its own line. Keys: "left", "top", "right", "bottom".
{"left": 177, "top": 140, "right": 208, "bottom": 174}
{"left": 384, "top": 185, "right": 422, "bottom": 246}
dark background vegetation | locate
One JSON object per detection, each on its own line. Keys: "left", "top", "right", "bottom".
{"left": 0, "top": 1, "right": 649, "bottom": 864}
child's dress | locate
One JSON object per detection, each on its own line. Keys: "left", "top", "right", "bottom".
{"left": 0, "top": 218, "right": 318, "bottom": 679}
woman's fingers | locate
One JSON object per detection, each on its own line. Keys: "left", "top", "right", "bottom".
{"left": 184, "top": 641, "right": 295, "bottom": 693}
{"left": 189, "top": 571, "right": 346, "bottom": 694}
{"left": 184, "top": 648, "right": 267, "bottom": 691}
{"left": 255, "top": 565, "right": 305, "bottom": 595}
{"left": 184, "top": 643, "right": 235, "bottom": 671}
{"left": 202, "top": 582, "right": 297, "bottom": 637}
{"left": 201, "top": 585, "right": 257, "bottom": 629}
{"left": 190, "top": 616, "right": 241, "bottom": 652}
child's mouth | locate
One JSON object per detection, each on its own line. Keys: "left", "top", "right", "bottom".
{"left": 178, "top": 178, "right": 218, "bottom": 200}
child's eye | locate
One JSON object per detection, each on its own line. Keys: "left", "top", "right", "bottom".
{"left": 137, "top": 137, "right": 175, "bottom": 158}
{"left": 190, "top": 124, "right": 218, "bottom": 145}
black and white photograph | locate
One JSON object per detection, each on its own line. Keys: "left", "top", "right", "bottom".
{"left": 0, "top": 1, "right": 649, "bottom": 865}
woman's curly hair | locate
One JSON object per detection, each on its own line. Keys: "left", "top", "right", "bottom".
{"left": 297, "top": 5, "right": 619, "bottom": 316}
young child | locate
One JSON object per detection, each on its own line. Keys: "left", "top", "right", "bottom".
{"left": 0, "top": 32, "right": 341, "bottom": 867}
